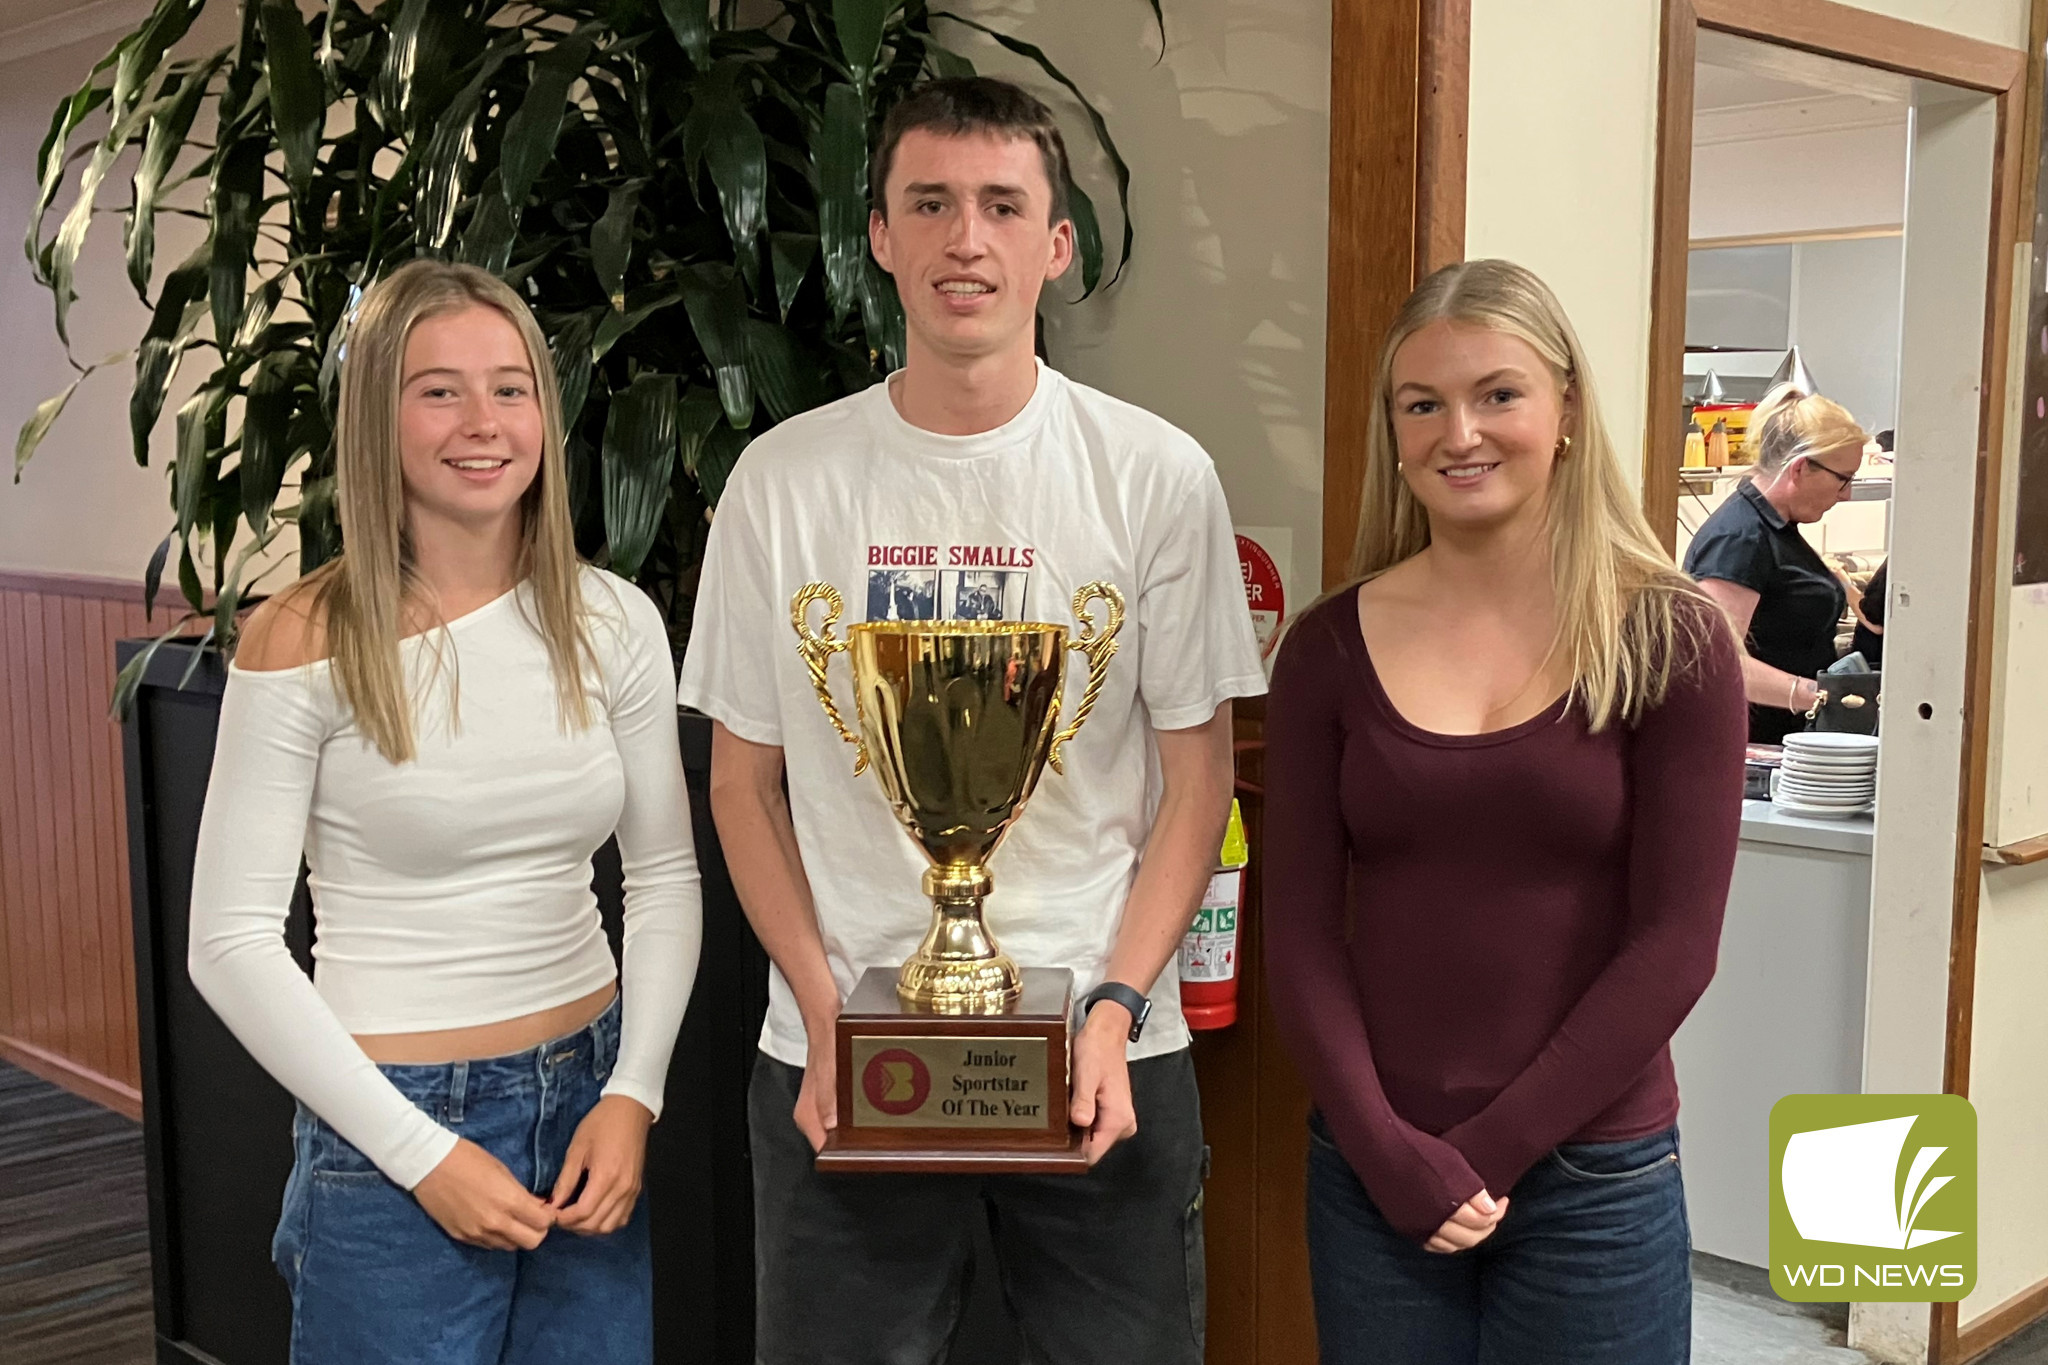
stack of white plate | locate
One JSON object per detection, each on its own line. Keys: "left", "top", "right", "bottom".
{"left": 1771, "top": 732, "right": 1879, "bottom": 819}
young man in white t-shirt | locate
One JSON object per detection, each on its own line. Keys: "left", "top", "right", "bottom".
{"left": 679, "top": 77, "right": 1265, "bottom": 1364}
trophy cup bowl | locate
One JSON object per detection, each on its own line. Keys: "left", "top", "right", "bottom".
{"left": 791, "top": 580, "right": 1123, "bottom": 1172}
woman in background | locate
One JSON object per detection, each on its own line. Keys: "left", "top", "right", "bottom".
{"left": 188, "top": 261, "right": 701, "bottom": 1363}
{"left": 1264, "top": 259, "right": 1746, "bottom": 1364}
{"left": 1684, "top": 386, "right": 1869, "bottom": 741}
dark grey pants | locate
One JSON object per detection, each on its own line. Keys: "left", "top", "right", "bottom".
{"left": 749, "top": 1049, "right": 1208, "bottom": 1365}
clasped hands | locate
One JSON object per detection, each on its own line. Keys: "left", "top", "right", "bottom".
{"left": 412, "top": 1094, "right": 652, "bottom": 1251}
{"left": 1427, "top": 1189, "right": 1509, "bottom": 1254}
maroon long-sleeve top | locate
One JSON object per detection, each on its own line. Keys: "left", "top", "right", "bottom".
{"left": 1262, "top": 586, "right": 1747, "bottom": 1243}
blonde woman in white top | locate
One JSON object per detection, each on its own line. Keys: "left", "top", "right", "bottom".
{"left": 188, "top": 260, "right": 700, "bottom": 1364}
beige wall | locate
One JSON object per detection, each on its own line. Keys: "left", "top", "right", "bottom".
{"left": 1467, "top": 0, "right": 2029, "bottom": 481}
{"left": 0, "top": 23, "right": 201, "bottom": 581}
{"left": 971, "top": 0, "right": 1331, "bottom": 616}
{"left": 1466, "top": 0, "right": 1662, "bottom": 464}
{"left": 1, "top": 1, "right": 1334, "bottom": 618}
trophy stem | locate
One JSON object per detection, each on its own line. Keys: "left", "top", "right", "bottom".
{"left": 898, "top": 864, "right": 1023, "bottom": 1013}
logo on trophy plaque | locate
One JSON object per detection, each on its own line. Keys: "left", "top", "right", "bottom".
{"left": 790, "top": 578, "right": 1125, "bottom": 1173}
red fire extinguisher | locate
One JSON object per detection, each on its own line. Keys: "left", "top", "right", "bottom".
{"left": 1180, "top": 799, "right": 1249, "bottom": 1029}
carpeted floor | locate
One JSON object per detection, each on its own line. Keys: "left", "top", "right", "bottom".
{"left": 0, "top": 1060, "right": 153, "bottom": 1365}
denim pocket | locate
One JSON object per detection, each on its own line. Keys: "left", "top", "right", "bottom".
{"left": 304, "top": 1113, "right": 385, "bottom": 1180}
{"left": 273, "top": 1112, "right": 315, "bottom": 1283}
{"left": 1549, "top": 1128, "right": 1681, "bottom": 1183}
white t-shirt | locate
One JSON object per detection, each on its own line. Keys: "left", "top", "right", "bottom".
{"left": 679, "top": 363, "right": 1266, "bottom": 1065}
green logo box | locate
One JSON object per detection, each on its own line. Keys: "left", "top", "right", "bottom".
{"left": 1769, "top": 1094, "right": 1976, "bottom": 1303}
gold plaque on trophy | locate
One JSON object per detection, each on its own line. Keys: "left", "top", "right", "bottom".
{"left": 790, "top": 580, "right": 1124, "bottom": 1173}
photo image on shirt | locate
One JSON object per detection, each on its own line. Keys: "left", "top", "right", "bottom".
{"left": 867, "top": 568, "right": 938, "bottom": 621}
{"left": 941, "top": 569, "right": 1027, "bottom": 621}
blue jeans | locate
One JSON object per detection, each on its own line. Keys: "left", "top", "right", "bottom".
{"left": 271, "top": 996, "right": 652, "bottom": 1365}
{"left": 1305, "top": 1112, "right": 1691, "bottom": 1365}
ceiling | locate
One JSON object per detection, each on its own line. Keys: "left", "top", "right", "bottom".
{"left": 1695, "top": 65, "right": 1833, "bottom": 114}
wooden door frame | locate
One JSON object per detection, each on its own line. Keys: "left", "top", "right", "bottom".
{"left": 1645, "top": 3, "right": 2035, "bottom": 1361}
{"left": 1321, "top": 0, "right": 1471, "bottom": 588}
{"left": 1213, "top": 5, "right": 1468, "bottom": 1362}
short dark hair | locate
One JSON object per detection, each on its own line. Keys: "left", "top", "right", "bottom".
{"left": 870, "top": 77, "right": 1071, "bottom": 224}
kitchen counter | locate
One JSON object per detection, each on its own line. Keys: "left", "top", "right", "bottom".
{"left": 1672, "top": 799, "right": 1875, "bottom": 1267}
{"left": 1738, "top": 798, "right": 1875, "bottom": 855}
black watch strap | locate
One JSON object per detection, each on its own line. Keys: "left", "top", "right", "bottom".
{"left": 1082, "top": 982, "right": 1152, "bottom": 1042}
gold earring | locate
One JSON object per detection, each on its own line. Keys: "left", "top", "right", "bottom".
{"left": 1555, "top": 435, "right": 1573, "bottom": 460}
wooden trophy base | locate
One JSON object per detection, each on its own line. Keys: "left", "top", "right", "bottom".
{"left": 818, "top": 966, "right": 1089, "bottom": 1175}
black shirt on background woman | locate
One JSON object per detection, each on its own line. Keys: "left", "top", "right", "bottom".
{"left": 1683, "top": 479, "right": 1844, "bottom": 743}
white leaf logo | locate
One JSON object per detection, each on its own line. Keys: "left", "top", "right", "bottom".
{"left": 1782, "top": 1115, "right": 1960, "bottom": 1250}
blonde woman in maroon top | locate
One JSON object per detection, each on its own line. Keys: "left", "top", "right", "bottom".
{"left": 1264, "top": 260, "right": 1746, "bottom": 1364}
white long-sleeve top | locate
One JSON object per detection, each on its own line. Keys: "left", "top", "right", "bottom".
{"left": 188, "top": 566, "right": 702, "bottom": 1190}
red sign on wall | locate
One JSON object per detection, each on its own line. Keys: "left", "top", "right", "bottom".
{"left": 1236, "top": 533, "right": 1284, "bottom": 656}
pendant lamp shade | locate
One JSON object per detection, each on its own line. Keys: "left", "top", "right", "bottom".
{"left": 1769, "top": 346, "right": 1818, "bottom": 395}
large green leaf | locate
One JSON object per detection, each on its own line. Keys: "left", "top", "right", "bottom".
{"left": 500, "top": 30, "right": 594, "bottom": 210}
{"left": 232, "top": 279, "right": 283, "bottom": 355}
{"left": 744, "top": 320, "right": 828, "bottom": 422}
{"left": 176, "top": 538, "right": 203, "bottom": 616}
{"left": 15, "top": 379, "right": 83, "bottom": 481}
{"left": 693, "top": 423, "right": 749, "bottom": 507}
{"left": 592, "top": 287, "right": 681, "bottom": 361}
{"left": 240, "top": 350, "right": 304, "bottom": 530}
{"left": 459, "top": 176, "right": 516, "bottom": 273}
{"left": 131, "top": 243, "right": 211, "bottom": 464}
{"left": 592, "top": 181, "right": 644, "bottom": 306}
{"left": 601, "top": 371, "right": 678, "bottom": 579}
{"left": 769, "top": 231, "right": 818, "bottom": 321}
{"left": 675, "top": 388, "right": 724, "bottom": 476}
{"left": 550, "top": 308, "right": 600, "bottom": 431}
{"left": 112, "top": 0, "right": 202, "bottom": 128}
{"left": 172, "top": 388, "right": 221, "bottom": 540}
{"left": 15, "top": 349, "right": 126, "bottom": 479}
{"left": 27, "top": 58, "right": 116, "bottom": 283}
{"left": 932, "top": 13, "right": 1135, "bottom": 295}
{"left": 260, "top": 0, "right": 323, "bottom": 196}
{"left": 657, "top": 0, "right": 710, "bottom": 68}
{"left": 679, "top": 263, "right": 754, "bottom": 427}
{"left": 859, "top": 256, "right": 905, "bottom": 372}
{"left": 127, "top": 52, "right": 225, "bottom": 298}
{"left": 51, "top": 125, "right": 135, "bottom": 345}
{"left": 833, "top": 0, "right": 900, "bottom": 100}
{"left": 296, "top": 473, "right": 339, "bottom": 573}
{"left": 142, "top": 531, "right": 172, "bottom": 620}
{"left": 1066, "top": 176, "right": 1103, "bottom": 297}
{"left": 415, "top": 41, "right": 517, "bottom": 255}
{"left": 687, "top": 68, "right": 769, "bottom": 266}
{"left": 379, "top": 0, "right": 472, "bottom": 140}
{"left": 209, "top": 138, "right": 265, "bottom": 347}
{"left": 812, "top": 82, "right": 866, "bottom": 324}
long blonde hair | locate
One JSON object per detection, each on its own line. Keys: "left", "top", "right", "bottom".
{"left": 1746, "top": 383, "right": 1867, "bottom": 475}
{"left": 1349, "top": 258, "right": 1719, "bottom": 730}
{"left": 303, "top": 260, "right": 595, "bottom": 763}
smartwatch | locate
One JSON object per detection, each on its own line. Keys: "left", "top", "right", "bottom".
{"left": 1082, "top": 981, "right": 1152, "bottom": 1043}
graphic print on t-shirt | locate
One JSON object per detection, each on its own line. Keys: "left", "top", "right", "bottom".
{"left": 866, "top": 542, "right": 1035, "bottom": 622}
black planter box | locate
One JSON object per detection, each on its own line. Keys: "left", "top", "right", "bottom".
{"left": 118, "top": 639, "right": 765, "bottom": 1365}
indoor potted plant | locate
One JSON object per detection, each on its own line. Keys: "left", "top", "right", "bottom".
{"left": 25, "top": 4, "right": 1150, "bottom": 1362}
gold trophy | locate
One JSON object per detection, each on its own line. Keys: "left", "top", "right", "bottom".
{"left": 791, "top": 579, "right": 1124, "bottom": 1172}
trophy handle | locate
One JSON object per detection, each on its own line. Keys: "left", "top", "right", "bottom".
{"left": 790, "top": 582, "right": 869, "bottom": 775}
{"left": 1048, "top": 580, "right": 1126, "bottom": 775}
